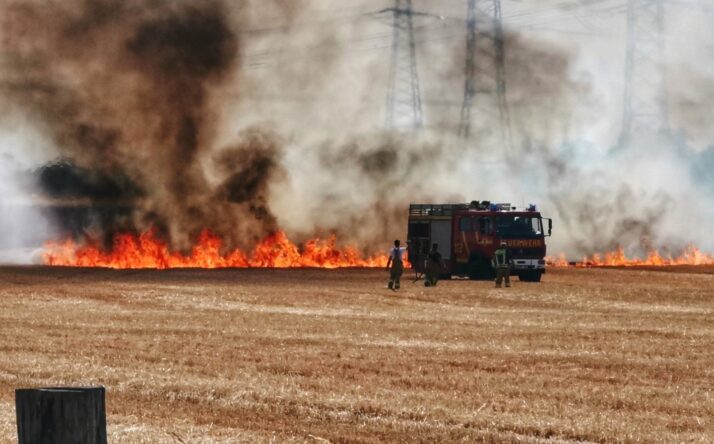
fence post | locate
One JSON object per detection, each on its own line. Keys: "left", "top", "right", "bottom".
{"left": 15, "top": 387, "right": 107, "bottom": 444}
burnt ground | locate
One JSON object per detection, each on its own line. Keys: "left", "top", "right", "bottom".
{"left": 0, "top": 266, "right": 712, "bottom": 443}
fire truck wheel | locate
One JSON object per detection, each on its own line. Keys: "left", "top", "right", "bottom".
{"left": 518, "top": 271, "right": 542, "bottom": 282}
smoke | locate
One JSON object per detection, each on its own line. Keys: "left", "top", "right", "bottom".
{"left": 0, "top": 0, "right": 290, "bottom": 250}
{"left": 540, "top": 136, "right": 714, "bottom": 256}
{"left": 0, "top": 115, "right": 56, "bottom": 263}
{"left": 0, "top": 0, "right": 713, "bottom": 261}
{"left": 257, "top": 23, "right": 593, "bottom": 251}
{"left": 264, "top": 3, "right": 714, "bottom": 258}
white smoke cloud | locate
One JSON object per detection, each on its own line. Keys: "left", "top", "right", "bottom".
{"left": 259, "top": 1, "right": 714, "bottom": 259}
{"left": 0, "top": 114, "right": 57, "bottom": 264}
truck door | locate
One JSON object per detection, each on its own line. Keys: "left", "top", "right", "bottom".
{"left": 407, "top": 221, "right": 430, "bottom": 273}
{"left": 466, "top": 216, "right": 496, "bottom": 279}
{"left": 431, "top": 220, "right": 452, "bottom": 261}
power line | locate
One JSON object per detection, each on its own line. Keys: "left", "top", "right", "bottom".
{"left": 237, "top": 5, "right": 383, "bottom": 36}
{"left": 241, "top": 1, "right": 632, "bottom": 69}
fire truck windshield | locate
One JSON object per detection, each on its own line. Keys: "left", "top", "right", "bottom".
{"left": 495, "top": 216, "right": 543, "bottom": 238}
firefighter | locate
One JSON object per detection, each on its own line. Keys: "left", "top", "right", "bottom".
{"left": 386, "top": 239, "right": 405, "bottom": 290}
{"left": 424, "top": 243, "right": 443, "bottom": 287}
{"left": 492, "top": 241, "right": 512, "bottom": 288}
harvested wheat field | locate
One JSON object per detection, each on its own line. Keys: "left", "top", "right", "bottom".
{"left": 0, "top": 266, "right": 712, "bottom": 443}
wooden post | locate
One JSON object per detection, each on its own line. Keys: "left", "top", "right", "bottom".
{"left": 15, "top": 387, "right": 107, "bottom": 444}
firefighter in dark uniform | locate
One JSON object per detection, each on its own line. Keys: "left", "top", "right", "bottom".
{"left": 386, "top": 240, "right": 405, "bottom": 290}
{"left": 424, "top": 243, "right": 444, "bottom": 287}
{"left": 492, "top": 241, "right": 512, "bottom": 288}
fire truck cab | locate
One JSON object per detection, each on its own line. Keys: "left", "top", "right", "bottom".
{"left": 407, "top": 201, "right": 553, "bottom": 282}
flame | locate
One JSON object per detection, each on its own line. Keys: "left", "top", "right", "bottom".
{"left": 42, "top": 229, "right": 399, "bottom": 269}
{"left": 545, "top": 253, "right": 569, "bottom": 267}
{"left": 546, "top": 245, "right": 714, "bottom": 268}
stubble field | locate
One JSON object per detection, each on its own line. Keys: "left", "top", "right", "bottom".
{"left": 0, "top": 266, "right": 712, "bottom": 443}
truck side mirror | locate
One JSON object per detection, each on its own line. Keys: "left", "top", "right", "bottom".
{"left": 548, "top": 219, "right": 553, "bottom": 236}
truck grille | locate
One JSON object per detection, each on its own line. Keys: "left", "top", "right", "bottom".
{"left": 511, "top": 248, "right": 545, "bottom": 258}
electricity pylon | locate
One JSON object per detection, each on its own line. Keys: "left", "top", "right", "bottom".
{"left": 620, "top": 0, "right": 668, "bottom": 145}
{"left": 459, "top": 0, "right": 511, "bottom": 147}
{"left": 383, "top": 0, "right": 423, "bottom": 130}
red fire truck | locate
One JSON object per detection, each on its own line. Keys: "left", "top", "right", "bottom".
{"left": 407, "top": 201, "right": 553, "bottom": 282}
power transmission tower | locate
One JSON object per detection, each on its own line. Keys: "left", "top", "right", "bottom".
{"left": 620, "top": 0, "right": 668, "bottom": 145}
{"left": 459, "top": 0, "right": 511, "bottom": 146}
{"left": 383, "top": 0, "right": 423, "bottom": 130}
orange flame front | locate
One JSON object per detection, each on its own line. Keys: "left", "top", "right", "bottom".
{"left": 547, "top": 245, "right": 714, "bottom": 268}
{"left": 545, "top": 253, "right": 569, "bottom": 267}
{"left": 43, "top": 229, "right": 394, "bottom": 269}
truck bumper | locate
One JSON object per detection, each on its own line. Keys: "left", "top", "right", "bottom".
{"left": 512, "top": 259, "right": 546, "bottom": 271}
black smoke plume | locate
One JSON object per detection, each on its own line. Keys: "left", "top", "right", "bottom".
{"left": 1, "top": 0, "right": 282, "bottom": 250}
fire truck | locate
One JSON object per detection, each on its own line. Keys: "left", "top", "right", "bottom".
{"left": 407, "top": 201, "right": 553, "bottom": 282}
